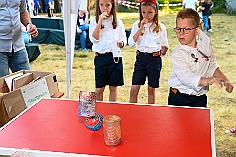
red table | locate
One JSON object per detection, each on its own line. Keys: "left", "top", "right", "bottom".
{"left": 0, "top": 98, "right": 216, "bottom": 157}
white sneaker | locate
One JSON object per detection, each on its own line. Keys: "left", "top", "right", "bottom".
{"left": 208, "top": 29, "right": 213, "bottom": 32}
{"left": 225, "top": 127, "right": 236, "bottom": 135}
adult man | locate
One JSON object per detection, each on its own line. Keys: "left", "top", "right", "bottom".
{"left": 0, "top": 0, "right": 38, "bottom": 77}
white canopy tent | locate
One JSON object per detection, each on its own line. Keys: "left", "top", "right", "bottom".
{"left": 63, "top": 0, "right": 87, "bottom": 99}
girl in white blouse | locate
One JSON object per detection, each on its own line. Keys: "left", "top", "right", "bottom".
{"left": 128, "top": 0, "right": 169, "bottom": 104}
{"left": 89, "top": 0, "right": 127, "bottom": 102}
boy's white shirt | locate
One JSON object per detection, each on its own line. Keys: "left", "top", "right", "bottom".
{"left": 168, "top": 43, "right": 219, "bottom": 96}
{"left": 89, "top": 16, "right": 127, "bottom": 54}
{"left": 128, "top": 21, "right": 169, "bottom": 53}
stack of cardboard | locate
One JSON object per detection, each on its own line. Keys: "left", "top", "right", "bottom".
{"left": 0, "top": 70, "right": 59, "bottom": 127}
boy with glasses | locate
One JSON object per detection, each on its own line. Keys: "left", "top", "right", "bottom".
{"left": 168, "top": 8, "right": 233, "bottom": 107}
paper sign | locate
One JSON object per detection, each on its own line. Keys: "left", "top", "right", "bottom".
{"left": 78, "top": 91, "right": 96, "bottom": 117}
{"left": 154, "top": 38, "right": 164, "bottom": 51}
{"left": 12, "top": 73, "right": 33, "bottom": 91}
{"left": 111, "top": 42, "right": 122, "bottom": 57}
{"left": 20, "top": 78, "right": 50, "bottom": 107}
{"left": 198, "top": 31, "right": 211, "bottom": 55}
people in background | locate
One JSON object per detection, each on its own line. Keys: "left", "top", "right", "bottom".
{"left": 46, "top": 0, "right": 50, "bottom": 17}
{"left": 46, "top": 0, "right": 54, "bottom": 17}
{"left": 60, "top": 0, "right": 63, "bottom": 17}
{"left": 33, "top": 0, "right": 41, "bottom": 16}
{"left": 89, "top": 0, "right": 127, "bottom": 102}
{"left": 0, "top": 0, "right": 38, "bottom": 77}
{"left": 75, "top": 10, "right": 89, "bottom": 51}
{"left": 197, "top": 0, "right": 203, "bottom": 29}
{"left": 49, "top": 0, "right": 54, "bottom": 17}
{"left": 201, "top": 0, "right": 213, "bottom": 32}
{"left": 128, "top": 0, "right": 169, "bottom": 104}
{"left": 28, "top": 0, "right": 34, "bottom": 17}
{"left": 26, "top": 0, "right": 30, "bottom": 13}
{"left": 168, "top": 8, "right": 233, "bottom": 107}
{"left": 183, "top": 0, "right": 198, "bottom": 10}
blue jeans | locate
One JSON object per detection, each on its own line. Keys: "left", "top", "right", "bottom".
{"left": 76, "top": 24, "right": 89, "bottom": 50}
{"left": 0, "top": 48, "right": 30, "bottom": 77}
{"left": 203, "top": 15, "right": 209, "bottom": 31}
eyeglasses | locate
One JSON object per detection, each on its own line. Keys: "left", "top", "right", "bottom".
{"left": 174, "top": 26, "right": 198, "bottom": 34}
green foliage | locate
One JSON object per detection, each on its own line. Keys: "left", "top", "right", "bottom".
{"left": 116, "top": 0, "right": 182, "bottom": 12}
{"left": 115, "top": 0, "right": 235, "bottom": 15}
{"left": 211, "top": 0, "right": 227, "bottom": 13}
{"left": 157, "top": 0, "right": 182, "bottom": 3}
{"left": 117, "top": 3, "right": 138, "bottom": 12}
{"left": 211, "top": 0, "right": 236, "bottom": 15}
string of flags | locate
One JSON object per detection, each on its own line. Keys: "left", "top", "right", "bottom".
{"left": 116, "top": 0, "right": 182, "bottom": 9}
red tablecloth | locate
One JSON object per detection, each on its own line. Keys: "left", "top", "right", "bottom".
{"left": 0, "top": 98, "right": 215, "bottom": 157}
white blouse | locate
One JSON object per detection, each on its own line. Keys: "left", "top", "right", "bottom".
{"left": 128, "top": 21, "right": 169, "bottom": 53}
{"left": 89, "top": 16, "right": 127, "bottom": 54}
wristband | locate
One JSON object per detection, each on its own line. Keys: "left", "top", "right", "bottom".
{"left": 26, "top": 22, "right": 31, "bottom": 27}
{"left": 26, "top": 22, "right": 31, "bottom": 31}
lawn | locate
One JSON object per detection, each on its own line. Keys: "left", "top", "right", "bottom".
{"left": 29, "top": 12, "right": 236, "bottom": 156}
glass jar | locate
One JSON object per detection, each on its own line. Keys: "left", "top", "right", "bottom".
{"left": 103, "top": 115, "right": 121, "bottom": 146}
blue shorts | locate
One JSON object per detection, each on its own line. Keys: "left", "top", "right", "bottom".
{"left": 132, "top": 52, "right": 162, "bottom": 88}
{"left": 94, "top": 52, "right": 124, "bottom": 88}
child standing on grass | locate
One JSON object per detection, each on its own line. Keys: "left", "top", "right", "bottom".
{"left": 128, "top": 0, "right": 169, "bottom": 104}
{"left": 168, "top": 8, "right": 233, "bottom": 107}
{"left": 89, "top": 0, "right": 127, "bottom": 102}
{"left": 201, "top": 0, "right": 213, "bottom": 32}
{"left": 197, "top": 1, "right": 203, "bottom": 29}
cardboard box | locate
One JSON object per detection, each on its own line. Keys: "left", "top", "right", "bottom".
{"left": 0, "top": 70, "right": 59, "bottom": 127}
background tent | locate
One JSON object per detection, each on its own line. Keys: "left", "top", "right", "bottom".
{"left": 63, "top": 0, "right": 87, "bottom": 98}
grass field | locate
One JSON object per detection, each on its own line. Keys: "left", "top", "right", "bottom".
{"left": 28, "top": 12, "right": 236, "bottom": 156}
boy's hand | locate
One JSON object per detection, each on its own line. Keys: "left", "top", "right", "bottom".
{"left": 207, "top": 77, "right": 223, "bottom": 89}
{"left": 223, "top": 80, "right": 234, "bottom": 93}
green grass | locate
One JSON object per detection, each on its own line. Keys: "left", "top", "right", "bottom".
{"left": 29, "top": 12, "right": 236, "bottom": 156}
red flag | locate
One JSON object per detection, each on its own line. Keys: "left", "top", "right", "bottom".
{"left": 140, "top": 0, "right": 157, "bottom": 5}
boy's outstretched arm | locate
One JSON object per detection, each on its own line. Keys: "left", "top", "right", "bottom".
{"left": 199, "top": 68, "right": 233, "bottom": 93}
{"left": 213, "top": 68, "right": 234, "bottom": 93}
